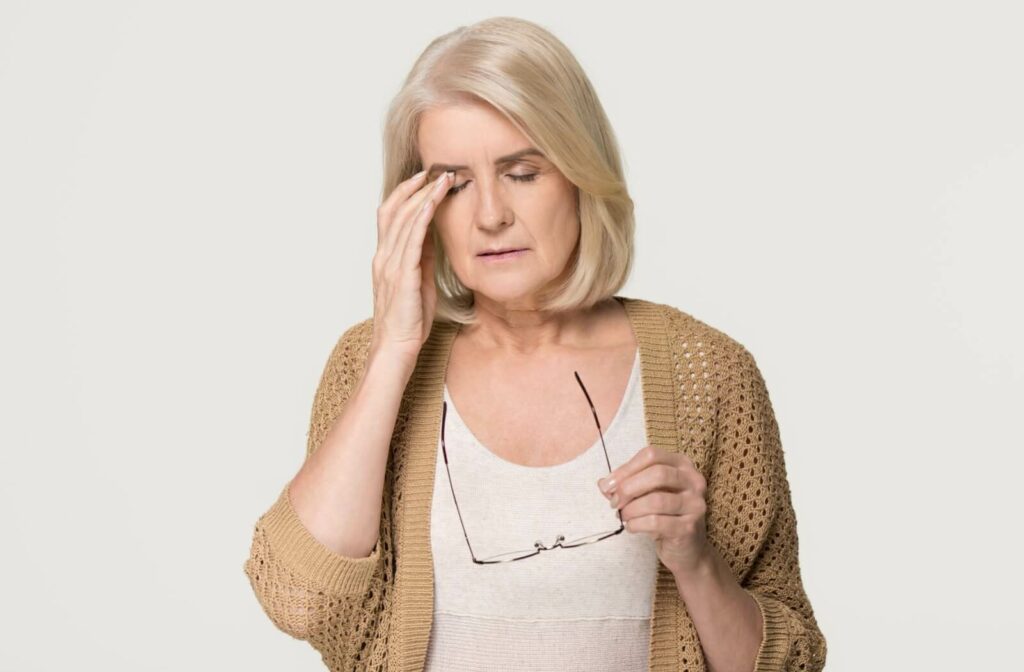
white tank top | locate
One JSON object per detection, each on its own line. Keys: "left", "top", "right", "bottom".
{"left": 426, "top": 349, "right": 659, "bottom": 671}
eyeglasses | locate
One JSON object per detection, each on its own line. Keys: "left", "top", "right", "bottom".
{"left": 440, "top": 369, "right": 625, "bottom": 564}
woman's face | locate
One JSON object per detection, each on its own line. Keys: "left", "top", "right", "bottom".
{"left": 418, "top": 100, "right": 580, "bottom": 308}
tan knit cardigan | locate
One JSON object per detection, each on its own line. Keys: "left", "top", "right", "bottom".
{"left": 243, "top": 296, "right": 827, "bottom": 671}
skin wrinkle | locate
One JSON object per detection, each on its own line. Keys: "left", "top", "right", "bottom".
{"left": 417, "top": 99, "right": 586, "bottom": 352}
{"left": 244, "top": 96, "right": 824, "bottom": 671}
{"left": 416, "top": 99, "right": 765, "bottom": 671}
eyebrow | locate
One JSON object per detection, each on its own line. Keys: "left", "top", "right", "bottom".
{"left": 424, "top": 148, "right": 546, "bottom": 178}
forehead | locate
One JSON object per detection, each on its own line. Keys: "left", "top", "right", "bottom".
{"left": 417, "top": 101, "right": 538, "bottom": 167}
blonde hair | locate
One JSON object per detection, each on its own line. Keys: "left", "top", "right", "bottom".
{"left": 379, "top": 16, "right": 635, "bottom": 326}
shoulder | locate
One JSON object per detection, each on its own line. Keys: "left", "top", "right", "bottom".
{"left": 626, "top": 296, "right": 769, "bottom": 412}
{"left": 628, "top": 296, "right": 756, "bottom": 366}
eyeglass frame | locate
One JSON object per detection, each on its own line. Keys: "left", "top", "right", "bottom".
{"left": 440, "top": 368, "right": 626, "bottom": 564}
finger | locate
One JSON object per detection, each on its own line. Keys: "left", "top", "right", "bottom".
{"left": 379, "top": 171, "right": 445, "bottom": 249}
{"left": 609, "top": 463, "right": 685, "bottom": 512}
{"left": 597, "top": 445, "right": 670, "bottom": 496}
{"left": 397, "top": 172, "right": 450, "bottom": 260}
{"left": 419, "top": 231, "right": 438, "bottom": 337}
{"left": 384, "top": 172, "right": 450, "bottom": 262}
{"left": 400, "top": 193, "right": 440, "bottom": 280}
{"left": 624, "top": 513, "right": 688, "bottom": 541}
{"left": 378, "top": 172, "right": 438, "bottom": 247}
{"left": 378, "top": 170, "right": 429, "bottom": 244}
{"left": 379, "top": 169, "right": 428, "bottom": 218}
{"left": 619, "top": 488, "right": 703, "bottom": 523}
{"left": 393, "top": 172, "right": 451, "bottom": 273}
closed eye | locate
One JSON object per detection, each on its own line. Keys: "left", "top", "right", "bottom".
{"left": 448, "top": 173, "right": 538, "bottom": 196}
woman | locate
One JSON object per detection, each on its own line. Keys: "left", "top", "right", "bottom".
{"left": 243, "top": 16, "right": 826, "bottom": 672}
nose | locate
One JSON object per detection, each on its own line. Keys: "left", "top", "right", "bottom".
{"left": 473, "top": 176, "right": 514, "bottom": 231}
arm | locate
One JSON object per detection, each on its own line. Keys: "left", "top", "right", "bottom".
{"left": 704, "top": 344, "right": 828, "bottom": 672}
{"left": 670, "top": 543, "right": 764, "bottom": 672}
{"left": 242, "top": 317, "right": 408, "bottom": 643}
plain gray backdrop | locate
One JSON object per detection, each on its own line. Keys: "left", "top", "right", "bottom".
{"left": 1, "top": 1, "right": 1021, "bottom": 670}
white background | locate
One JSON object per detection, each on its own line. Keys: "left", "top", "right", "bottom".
{"left": 1, "top": 1, "right": 1021, "bottom": 670}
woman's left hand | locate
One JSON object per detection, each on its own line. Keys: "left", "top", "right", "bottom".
{"left": 597, "top": 445, "right": 711, "bottom": 577}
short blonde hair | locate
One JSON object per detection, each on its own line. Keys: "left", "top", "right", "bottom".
{"left": 380, "top": 16, "right": 635, "bottom": 326}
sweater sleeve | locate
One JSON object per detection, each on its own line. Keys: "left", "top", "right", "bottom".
{"left": 242, "top": 318, "right": 389, "bottom": 643}
{"left": 711, "top": 344, "right": 828, "bottom": 672}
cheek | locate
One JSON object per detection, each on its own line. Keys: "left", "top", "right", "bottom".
{"left": 515, "top": 185, "right": 576, "bottom": 234}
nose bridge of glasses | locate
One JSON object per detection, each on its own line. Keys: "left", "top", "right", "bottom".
{"left": 533, "top": 534, "right": 568, "bottom": 551}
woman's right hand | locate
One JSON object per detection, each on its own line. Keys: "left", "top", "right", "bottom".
{"left": 369, "top": 169, "right": 453, "bottom": 366}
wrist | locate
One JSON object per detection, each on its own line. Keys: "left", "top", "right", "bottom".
{"left": 366, "top": 342, "right": 419, "bottom": 379}
{"left": 669, "top": 543, "right": 718, "bottom": 584}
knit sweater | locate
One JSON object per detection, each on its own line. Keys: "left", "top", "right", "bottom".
{"left": 242, "top": 295, "right": 827, "bottom": 671}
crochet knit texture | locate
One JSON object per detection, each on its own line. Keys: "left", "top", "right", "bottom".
{"left": 243, "top": 296, "right": 827, "bottom": 671}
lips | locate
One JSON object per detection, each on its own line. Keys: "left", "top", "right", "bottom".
{"left": 479, "top": 248, "right": 525, "bottom": 256}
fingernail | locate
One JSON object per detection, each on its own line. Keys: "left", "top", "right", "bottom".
{"left": 609, "top": 493, "right": 619, "bottom": 508}
{"left": 598, "top": 477, "right": 616, "bottom": 494}
{"left": 412, "top": 169, "right": 426, "bottom": 180}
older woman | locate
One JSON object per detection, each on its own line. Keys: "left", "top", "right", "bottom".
{"left": 244, "top": 16, "right": 826, "bottom": 672}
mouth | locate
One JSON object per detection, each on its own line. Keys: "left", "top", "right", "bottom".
{"left": 477, "top": 248, "right": 528, "bottom": 261}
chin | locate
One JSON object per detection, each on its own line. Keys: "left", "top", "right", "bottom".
{"left": 472, "top": 279, "right": 551, "bottom": 303}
